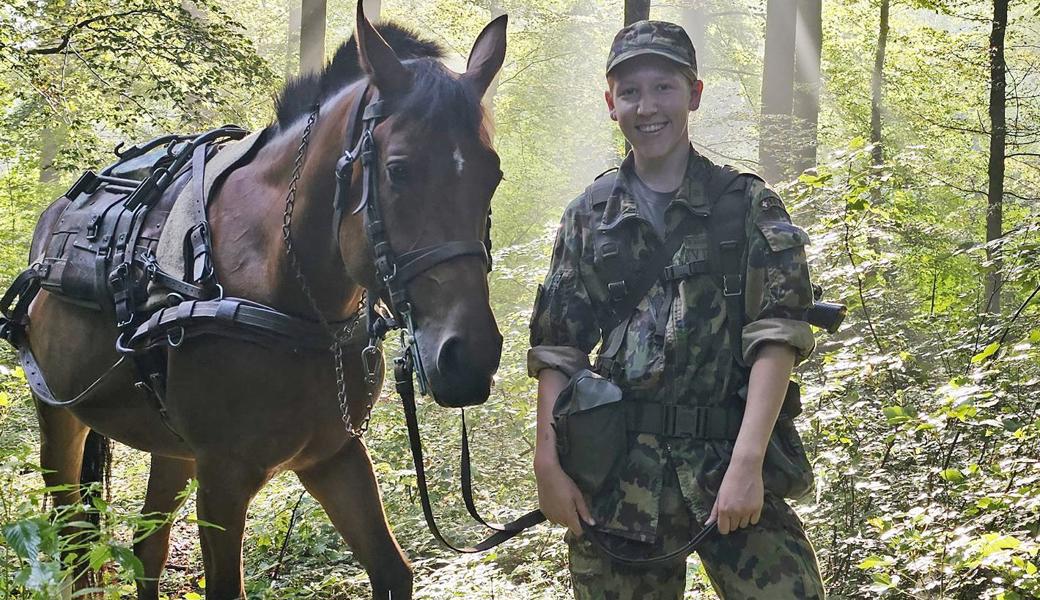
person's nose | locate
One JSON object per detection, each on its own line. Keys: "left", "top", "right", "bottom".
{"left": 636, "top": 94, "right": 657, "bottom": 117}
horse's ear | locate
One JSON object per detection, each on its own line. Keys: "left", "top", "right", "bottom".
{"left": 462, "top": 14, "right": 507, "bottom": 98}
{"left": 356, "top": 0, "right": 411, "bottom": 96}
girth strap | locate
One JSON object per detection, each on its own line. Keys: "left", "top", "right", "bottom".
{"left": 626, "top": 402, "right": 743, "bottom": 440}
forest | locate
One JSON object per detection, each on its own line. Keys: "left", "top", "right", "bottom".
{"left": 0, "top": 0, "right": 1038, "bottom": 598}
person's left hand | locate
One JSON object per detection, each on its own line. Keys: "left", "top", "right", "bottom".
{"left": 707, "top": 458, "right": 764, "bottom": 535}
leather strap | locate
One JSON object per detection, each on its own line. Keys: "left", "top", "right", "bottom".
{"left": 392, "top": 241, "right": 489, "bottom": 286}
{"left": 580, "top": 518, "right": 717, "bottom": 568}
{"left": 19, "top": 344, "right": 126, "bottom": 408}
{"left": 395, "top": 357, "right": 546, "bottom": 553}
{"left": 122, "top": 297, "right": 354, "bottom": 354}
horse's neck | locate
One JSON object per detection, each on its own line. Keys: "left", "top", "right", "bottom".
{"left": 215, "top": 84, "right": 365, "bottom": 320}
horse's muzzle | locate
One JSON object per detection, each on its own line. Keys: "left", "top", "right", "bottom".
{"left": 423, "top": 333, "right": 501, "bottom": 408}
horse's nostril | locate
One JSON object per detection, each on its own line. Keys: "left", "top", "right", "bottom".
{"left": 436, "top": 336, "right": 465, "bottom": 375}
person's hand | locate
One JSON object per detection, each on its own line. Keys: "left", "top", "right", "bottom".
{"left": 707, "top": 458, "right": 764, "bottom": 535}
{"left": 535, "top": 460, "right": 595, "bottom": 537}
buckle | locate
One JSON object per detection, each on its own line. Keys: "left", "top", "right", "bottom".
{"left": 608, "top": 281, "right": 628, "bottom": 301}
{"left": 722, "top": 274, "right": 742, "bottom": 297}
{"left": 86, "top": 214, "right": 101, "bottom": 240}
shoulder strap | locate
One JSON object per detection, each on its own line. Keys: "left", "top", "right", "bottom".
{"left": 708, "top": 166, "right": 757, "bottom": 366}
{"left": 585, "top": 167, "right": 618, "bottom": 209}
{"left": 598, "top": 165, "right": 753, "bottom": 345}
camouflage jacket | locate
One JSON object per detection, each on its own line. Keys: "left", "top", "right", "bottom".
{"left": 528, "top": 147, "right": 816, "bottom": 543}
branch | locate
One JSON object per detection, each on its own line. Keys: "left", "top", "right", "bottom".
{"left": 27, "top": 9, "right": 163, "bottom": 55}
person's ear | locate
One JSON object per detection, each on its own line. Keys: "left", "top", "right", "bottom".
{"left": 605, "top": 89, "right": 617, "bottom": 121}
{"left": 688, "top": 79, "right": 704, "bottom": 112}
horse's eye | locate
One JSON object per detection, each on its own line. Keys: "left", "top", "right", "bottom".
{"left": 387, "top": 162, "right": 409, "bottom": 185}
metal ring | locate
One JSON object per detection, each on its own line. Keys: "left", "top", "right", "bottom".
{"left": 167, "top": 327, "right": 186, "bottom": 348}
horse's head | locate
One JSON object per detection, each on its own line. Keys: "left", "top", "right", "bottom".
{"left": 338, "top": 4, "right": 506, "bottom": 407}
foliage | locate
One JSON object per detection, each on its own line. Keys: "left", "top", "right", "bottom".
{"left": 0, "top": 0, "right": 1038, "bottom": 598}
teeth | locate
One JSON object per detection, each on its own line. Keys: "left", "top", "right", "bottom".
{"left": 637, "top": 123, "right": 666, "bottom": 133}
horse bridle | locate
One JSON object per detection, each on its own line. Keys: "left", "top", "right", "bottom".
{"left": 328, "top": 84, "right": 493, "bottom": 396}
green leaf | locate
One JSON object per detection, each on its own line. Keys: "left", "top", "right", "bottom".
{"left": 971, "top": 342, "right": 1000, "bottom": 364}
{"left": 883, "top": 406, "right": 910, "bottom": 425}
{"left": 110, "top": 544, "right": 144, "bottom": 579}
{"left": 940, "top": 468, "right": 965, "bottom": 483}
{"left": 88, "top": 544, "right": 110, "bottom": 572}
{"left": 2, "top": 519, "right": 42, "bottom": 561}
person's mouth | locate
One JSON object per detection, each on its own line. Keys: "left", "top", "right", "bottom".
{"left": 636, "top": 122, "right": 667, "bottom": 134}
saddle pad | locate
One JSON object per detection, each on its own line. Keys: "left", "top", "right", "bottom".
{"left": 153, "top": 129, "right": 265, "bottom": 288}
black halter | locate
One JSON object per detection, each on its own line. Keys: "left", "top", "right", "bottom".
{"left": 330, "top": 85, "right": 492, "bottom": 394}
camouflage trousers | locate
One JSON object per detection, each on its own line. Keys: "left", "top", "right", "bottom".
{"left": 566, "top": 467, "right": 825, "bottom": 599}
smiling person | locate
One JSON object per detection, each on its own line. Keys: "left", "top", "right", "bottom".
{"left": 529, "top": 21, "right": 826, "bottom": 599}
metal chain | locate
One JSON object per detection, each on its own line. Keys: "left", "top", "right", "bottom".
{"left": 280, "top": 104, "right": 374, "bottom": 440}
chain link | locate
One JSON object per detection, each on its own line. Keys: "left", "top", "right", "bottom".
{"left": 281, "top": 104, "right": 374, "bottom": 440}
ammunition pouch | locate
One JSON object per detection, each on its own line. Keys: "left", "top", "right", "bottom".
{"left": 552, "top": 369, "right": 627, "bottom": 495}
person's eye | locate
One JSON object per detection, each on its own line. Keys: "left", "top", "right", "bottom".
{"left": 620, "top": 87, "right": 637, "bottom": 97}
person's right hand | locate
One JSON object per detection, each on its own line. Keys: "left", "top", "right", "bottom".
{"left": 535, "top": 460, "right": 595, "bottom": 537}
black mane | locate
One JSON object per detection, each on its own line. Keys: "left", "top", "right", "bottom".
{"left": 274, "top": 23, "right": 445, "bottom": 128}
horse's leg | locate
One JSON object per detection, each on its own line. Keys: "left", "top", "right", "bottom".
{"left": 296, "top": 440, "right": 412, "bottom": 600}
{"left": 194, "top": 458, "right": 268, "bottom": 600}
{"left": 34, "top": 402, "right": 92, "bottom": 597}
{"left": 135, "top": 455, "right": 195, "bottom": 600}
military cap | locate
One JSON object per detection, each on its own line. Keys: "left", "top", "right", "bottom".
{"left": 606, "top": 20, "right": 698, "bottom": 80}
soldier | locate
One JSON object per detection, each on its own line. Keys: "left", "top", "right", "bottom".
{"left": 529, "top": 20, "right": 827, "bottom": 599}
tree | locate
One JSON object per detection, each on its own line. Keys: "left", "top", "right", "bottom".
{"left": 984, "top": 0, "right": 1008, "bottom": 315}
{"left": 759, "top": 0, "right": 796, "bottom": 183}
{"left": 792, "top": 0, "right": 822, "bottom": 174}
{"left": 300, "top": 0, "right": 327, "bottom": 74}
{"left": 625, "top": 0, "right": 651, "bottom": 25}
{"left": 870, "top": 0, "right": 890, "bottom": 172}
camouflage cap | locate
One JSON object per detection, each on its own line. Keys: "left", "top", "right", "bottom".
{"left": 606, "top": 20, "right": 698, "bottom": 80}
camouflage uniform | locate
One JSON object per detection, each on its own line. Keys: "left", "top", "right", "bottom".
{"left": 528, "top": 146, "right": 826, "bottom": 599}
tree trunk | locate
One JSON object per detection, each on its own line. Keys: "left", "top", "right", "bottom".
{"left": 681, "top": 1, "right": 707, "bottom": 70}
{"left": 286, "top": 0, "right": 301, "bottom": 80}
{"left": 792, "top": 0, "right": 822, "bottom": 174}
{"left": 363, "top": 0, "right": 381, "bottom": 20}
{"left": 759, "top": 0, "right": 797, "bottom": 183}
{"left": 624, "top": 0, "right": 651, "bottom": 26}
{"left": 870, "top": 0, "right": 889, "bottom": 170}
{"left": 300, "top": 0, "right": 327, "bottom": 75}
{"left": 984, "top": 0, "right": 1008, "bottom": 315}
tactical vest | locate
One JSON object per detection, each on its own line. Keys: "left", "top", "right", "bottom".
{"left": 582, "top": 164, "right": 761, "bottom": 372}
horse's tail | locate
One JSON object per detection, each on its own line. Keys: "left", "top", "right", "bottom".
{"left": 80, "top": 430, "right": 112, "bottom": 524}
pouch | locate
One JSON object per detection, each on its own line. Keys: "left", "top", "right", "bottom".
{"left": 552, "top": 369, "right": 627, "bottom": 495}
{"left": 763, "top": 414, "right": 815, "bottom": 499}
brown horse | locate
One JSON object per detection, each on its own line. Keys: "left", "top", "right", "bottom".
{"left": 23, "top": 4, "right": 506, "bottom": 599}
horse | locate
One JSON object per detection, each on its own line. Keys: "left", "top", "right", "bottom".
{"left": 20, "top": 4, "right": 506, "bottom": 598}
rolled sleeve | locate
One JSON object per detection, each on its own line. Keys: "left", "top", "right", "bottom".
{"left": 741, "top": 180, "right": 817, "bottom": 365}
{"left": 742, "top": 317, "right": 815, "bottom": 364}
{"left": 528, "top": 199, "right": 601, "bottom": 378}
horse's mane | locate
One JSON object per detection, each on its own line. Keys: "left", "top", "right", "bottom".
{"left": 274, "top": 23, "right": 445, "bottom": 128}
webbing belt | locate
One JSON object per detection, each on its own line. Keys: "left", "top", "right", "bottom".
{"left": 626, "top": 402, "right": 743, "bottom": 440}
